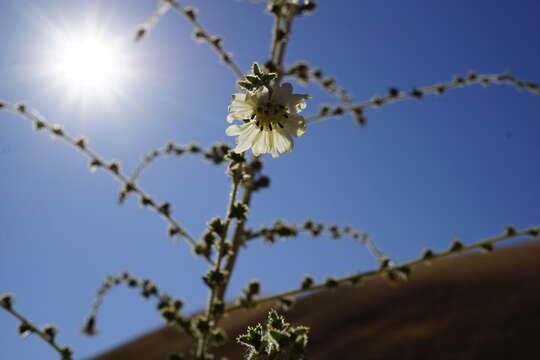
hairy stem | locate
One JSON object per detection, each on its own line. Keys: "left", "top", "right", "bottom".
{"left": 224, "top": 225, "right": 539, "bottom": 313}
{"left": 196, "top": 173, "right": 242, "bottom": 357}
{"left": 1, "top": 103, "right": 212, "bottom": 264}
{"left": 167, "top": 0, "right": 244, "bottom": 79}
{"left": 1, "top": 304, "right": 73, "bottom": 360}
{"left": 307, "top": 72, "right": 539, "bottom": 123}
{"left": 275, "top": 2, "right": 297, "bottom": 83}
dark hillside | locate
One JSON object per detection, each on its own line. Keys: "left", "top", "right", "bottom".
{"left": 92, "top": 241, "right": 540, "bottom": 360}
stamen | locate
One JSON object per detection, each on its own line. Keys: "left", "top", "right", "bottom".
{"left": 251, "top": 113, "right": 256, "bottom": 119}
{"left": 256, "top": 120, "right": 260, "bottom": 127}
{"left": 269, "top": 123, "right": 273, "bottom": 131}
{"left": 283, "top": 113, "right": 289, "bottom": 118}
{"left": 278, "top": 122, "right": 284, "bottom": 128}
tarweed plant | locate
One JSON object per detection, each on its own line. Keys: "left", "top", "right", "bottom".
{"left": 1, "top": 1, "right": 539, "bottom": 359}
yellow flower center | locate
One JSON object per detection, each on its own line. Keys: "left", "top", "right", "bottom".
{"left": 252, "top": 102, "right": 289, "bottom": 131}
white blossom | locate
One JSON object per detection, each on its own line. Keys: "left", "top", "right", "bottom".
{"left": 226, "top": 83, "right": 310, "bottom": 158}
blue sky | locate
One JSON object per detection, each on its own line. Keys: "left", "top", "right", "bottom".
{"left": 1, "top": 0, "right": 539, "bottom": 359}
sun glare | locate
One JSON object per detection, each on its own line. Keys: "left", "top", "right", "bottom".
{"left": 44, "top": 26, "right": 132, "bottom": 104}
{"left": 58, "top": 38, "right": 119, "bottom": 89}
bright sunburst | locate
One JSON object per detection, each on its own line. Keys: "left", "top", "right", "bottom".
{"left": 56, "top": 37, "right": 120, "bottom": 90}
{"left": 43, "top": 24, "right": 132, "bottom": 104}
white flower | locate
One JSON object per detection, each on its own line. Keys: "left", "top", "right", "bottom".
{"left": 226, "top": 83, "right": 310, "bottom": 158}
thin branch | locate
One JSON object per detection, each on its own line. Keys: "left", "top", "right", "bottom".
{"left": 246, "top": 220, "right": 389, "bottom": 266}
{"left": 165, "top": 0, "right": 244, "bottom": 78}
{"left": 216, "top": 176, "right": 256, "bottom": 301}
{"left": 82, "top": 272, "right": 190, "bottom": 337}
{"left": 1, "top": 295, "right": 73, "bottom": 360}
{"left": 196, "top": 166, "right": 243, "bottom": 357}
{"left": 307, "top": 72, "right": 540, "bottom": 124}
{"left": 0, "top": 102, "right": 213, "bottom": 265}
{"left": 275, "top": 2, "right": 297, "bottom": 82}
{"left": 128, "top": 142, "right": 231, "bottom": 186}
{"left": 225, "top": 225, "right": 540, "bottom": 313}
{"left": 134, "top": 0, "right": 172, "bottom": 41}
{"left": 286, "top": 62, "right": 352, "bottom": 104}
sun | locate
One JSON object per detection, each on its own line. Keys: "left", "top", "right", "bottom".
{"left": 57, "top": 37, "right": 120, "bottom": 90}
{"left": 44, "top": 26, "right": 132, "bottom": 102}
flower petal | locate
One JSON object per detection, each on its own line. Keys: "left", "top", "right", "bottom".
{"left": 251, "top": 130, "right": 267, "bottom": 156}
{"left": 225, "top": 124, "right": 243, "bottom": 136}
{"left": 283, "top": 114, "right": 306, "bottom": 137}
{"left": 287, "top": 94, "right": 311, "bottom": 113}
{"left": 274, "top": 83, "right": 293, "bottom": 104}
{"left": 272, "top": 128, "right": 293, "bottom": 157}
{"left": 233, "top": 123, "right": 260, "bottom": 153}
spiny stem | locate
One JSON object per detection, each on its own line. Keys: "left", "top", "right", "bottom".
{"left": 1, "top": 103, "right": 213, "bottom": 265}
{"left": 224, "top": 225, "right": 539, "bottom": 313}
{"left": 216, "top": 177, "right": 256, "bottom": 301}
{"left": 166, "top": 0, "right": 244, "bottom": 79}
{"left": 196, "top": 171, "right": 242, "bottom": 357}
{"left": 1, "top": 303, "right": 73, "bottom": 360}
{"left": 129, "top": 142, "right": 230, "bottom": 185}
{"left": 246, "top": 221, "right": 388, "bottom": 265}
{"left": 270, "top": 0, "right": 287, "bottom": 64}
{"left": 275, "top": 1, "right": 297, "bottom": 83}
{"left": 307, "top": 72, "right": 540, "bottom": 123}
{"left": 82, "top": 272, "right": 188, "bottom": 337}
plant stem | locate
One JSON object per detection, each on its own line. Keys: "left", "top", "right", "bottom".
{"left": 224, "top": 225, "right": 540, "bottom": 313}
{"left": 196, "top": 172, "right": 242, "bottom": 358}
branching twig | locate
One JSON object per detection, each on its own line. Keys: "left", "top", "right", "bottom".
{"left": 275, "top": 1, "right": 297, "bottom": 82}
{"left": 246, "top": 220, "right": 389, "bottom": 266}
{"left": 0, "top": 295, "right": 73, "bottom": 360}
{"left": 165, "top": 0, "right": 244, "bottom": 78}
{"left": 225, "top": 225, "right": 540, "bottom": 313}
{"left": 128, "top": 142, "right": 231, "bottom": 187}
{"left": 307, "top": 72, "right": 540, "bottom": 125}
{"left": 196, "top": 164, "right": 243, "bottom": 357}
{"left": 82, "top": 272, "right": 191, "bottom": 337}
{"left": 0, "top": 102, "right": 213, "bottom": 264}
{"left": 286, "top": 62, "right": 352, "bottom": 104}
{"left": 134, "top": 0, "right": 172, "bottom": 41}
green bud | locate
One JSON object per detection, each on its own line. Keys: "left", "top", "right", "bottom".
{"left": 449, "top": 239, "right": 464, "bottom": 252}
{"left": 231, "top": 202, "right": 249, "bottom": 221}
{"left": 134, "top": 27, "right": 146, "bottom": 42}
{"left": 51, "top": 125, "right": 64, "bottom": 136}
{"left": 207, "top": 217, "right": 225, "bottom": 236}
{"left": 422, "top": 248, "right": 435, "bottom": 260}
{"left": 184, "top": 7, "right": 198, "bottom": 20}
{"left": 246, "top": 280, "right": 261, "bottom": 295}
{"left": 108, "top": 161, "right": 120, "bottom": 174}
{"left": 195, "top": 316, "right": 210, "bottom": 334}
{"left": 81, "top": 315, "right": 97, "bottom": 336}
{"left": 301, "top": 275, "right": 314, "bottom": 290}
{"left": 324, "top": 277, "right": 338, "bottom": 289}
{"left": 18, "top": 322, "right": 33, "bottom": 337}
{"left": 158, "top": 202, "right": 171, "bottom": 216}
{"left": 505, "top": 226, "right": 516, "bottom": 237}
{"left": 160, "top": 306, "right": 177, "bottom": 323}
{"left": 0, "top": 293, "right": 14, "bottom": 309}
{"left": 74, "top": 137, "right": 87, "bottom": 149}
{"left": 252, "top": 62, "right": 262, "bottom": 77}
{"left": 43, "top": 324, "right": 58, "bottom": 341}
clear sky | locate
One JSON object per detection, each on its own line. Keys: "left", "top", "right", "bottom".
{"left": 1, "top": 0, "right": 539, "bottom": 359}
